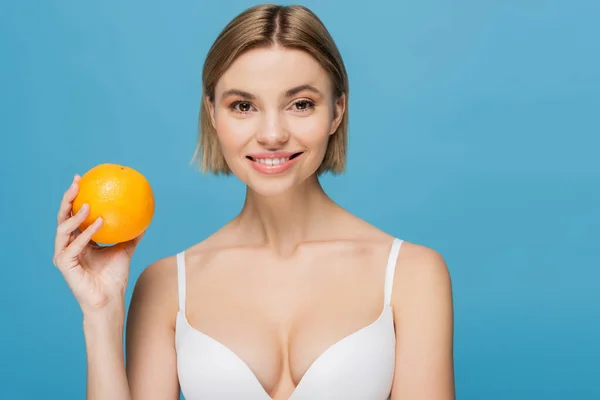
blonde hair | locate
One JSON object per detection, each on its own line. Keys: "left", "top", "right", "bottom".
{"left": 192, "top": 4, "right": 349, "bottom": 175}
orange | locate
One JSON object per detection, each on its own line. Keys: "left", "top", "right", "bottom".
{"left": 72, "top": 163, "right": 155, "bottom": 244}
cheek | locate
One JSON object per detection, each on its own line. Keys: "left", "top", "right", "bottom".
{"left": 214, "top": 114, "right": 256, "bottom": 155}
{"left": 289, "top": 112, "right": 332, "bottom": 148}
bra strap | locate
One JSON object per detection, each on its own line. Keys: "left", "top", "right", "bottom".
{"left": 176, "top": 251, "right": 187, "bottom": 313}
{"left": 384, "top": 238, "right": 403, "bottom": 306}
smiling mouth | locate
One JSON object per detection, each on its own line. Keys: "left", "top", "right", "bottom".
{"left": 245, "top": 152, "right": 304, "bottom": 165}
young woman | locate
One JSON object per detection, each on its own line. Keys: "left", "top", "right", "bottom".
{"left": 53, "top": 4, "right": 455, "bottom": 400}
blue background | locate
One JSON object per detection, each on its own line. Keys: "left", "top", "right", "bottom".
{"left": 1, "top": 0, "right": 598, "bottom": 399}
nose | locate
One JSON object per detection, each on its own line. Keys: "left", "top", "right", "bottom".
{"left": 255, "top": 111, "right": 289, "bottom": 148}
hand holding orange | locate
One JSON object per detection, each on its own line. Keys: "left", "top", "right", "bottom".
{"left": 72, "top": 163, "right": 155, "bottom": 244}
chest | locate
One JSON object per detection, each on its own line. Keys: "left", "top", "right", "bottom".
{"left": 177, "top": 244, "right": 395, "bottom": 399}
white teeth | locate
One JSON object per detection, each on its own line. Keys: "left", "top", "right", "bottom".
{"left": 255, "top": 157, "right": 289, "bottom": 165}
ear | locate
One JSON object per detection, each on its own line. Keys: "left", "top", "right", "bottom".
{"left": 205, "top": 95, "right": 216, "bottom": 130}
{"left": 329, "top": 92, "right": 346, "bottom": 135}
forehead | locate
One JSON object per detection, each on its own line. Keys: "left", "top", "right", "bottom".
{"left": 215, "top": 47, "right": 332, "bottom": 97}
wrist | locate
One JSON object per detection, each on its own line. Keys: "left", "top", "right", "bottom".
{"left": 82, "top": 303, "right": 126, "bottom": 331}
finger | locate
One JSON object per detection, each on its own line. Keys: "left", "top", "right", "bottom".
{"left": 56, "top": 175, "right": 78, "bottom": 224}
{"left": 64, "top": 217, "right": 103, "bottom": 260}
{"left": 73, "top": 229, "right": 98, "bottom": 245}
{"left": 54, "top": 203, "right": 90, "bottom": 256}
{"left": 57, "top": 174, "right": 81, "bottom": 224}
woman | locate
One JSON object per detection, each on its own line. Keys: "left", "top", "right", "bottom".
{"left": 53, "top": 4, "right": 455, "bottom": 400}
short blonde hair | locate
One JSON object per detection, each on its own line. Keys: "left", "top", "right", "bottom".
{"left": 192, "top": 4, "right": 349, "bottom": 175}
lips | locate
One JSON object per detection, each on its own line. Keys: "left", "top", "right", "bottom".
{"left": 245, "top": 151, "right": 304, "bottom": 162}
{"left": 245, "top": 151, "right": 304, "bottom": 175}
{"left": 246, "top": 151, "right": 303, "bottom": 165}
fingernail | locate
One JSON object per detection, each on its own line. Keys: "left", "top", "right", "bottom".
{"left": 81, "top": 203, "right": 89, "bottom": 211}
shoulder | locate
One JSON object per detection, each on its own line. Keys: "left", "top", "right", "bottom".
{"left": 396, "top": 241, "right": 450, "bottom": 282}
{"left": 128, "top": 254, "right": 180, "bottom": 328}
{"left": 133, "top": 227, "right": 229, "bottom": 289}
{"left": 129, "top": 235, "right": 224, "bottom": 321}
{"left": 135, "top": 254, "right": 178, "bottom": 284}
{"left": 391, "top": 241, "right": 453, "bottom": 312}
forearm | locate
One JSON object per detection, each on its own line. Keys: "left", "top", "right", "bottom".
{"left": 83, "top": 305, "right": 131, "bottom": 400}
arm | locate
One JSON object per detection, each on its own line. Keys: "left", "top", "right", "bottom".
{"left": 83, "top": 258, "right": 180, "bottom": 400}
{"left": 53, "top": 175, "right": 179, "bottom": 399}
{"left": 83, "top": 304, "right": 132, "bottom": 400}
{"left": 125, "top": 258, "right": 181, "bottom": 399}
{"left": 390, "top": 244, "right": 455, "bottom": 400}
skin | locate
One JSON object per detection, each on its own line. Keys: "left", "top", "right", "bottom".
{"left": 53, "top": 46, "right": 455, "bottom": 400}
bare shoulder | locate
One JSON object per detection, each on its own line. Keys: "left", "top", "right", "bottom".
{"left": 128, "top": 254, "right": 180, "bottom": 328}
{"left": 391, "top": 240, "right": 453, "bottom": 314}
{"left": 134, "top": 254, "right": 178, "bottom": 287}
{"left": 127, "top": 230, "right": 230, "bottom": 335}
{"left": 130, "top": 227, "right": 231, "bottom": 298}
{"left": 128, "top": 234, "right": 221, "bottom": 318}
{"left": 342, "top": 211, "right": 451, "bottom": 288}
{"left": 396, "top": 241, "right": 451, "bottom": 283}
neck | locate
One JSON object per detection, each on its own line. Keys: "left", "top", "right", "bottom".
{"left": 234, "top": 174, "right": 339, "bottom": 255}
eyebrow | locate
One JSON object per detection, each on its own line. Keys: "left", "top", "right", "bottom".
{"left": 284, "top": 84, "right": 323, "bottom": 98}
{"left": 221, "top": 84, "right": 323, "bottom": 100}
{"left": 221, "top": 89, "right": 256, "bottom": 100}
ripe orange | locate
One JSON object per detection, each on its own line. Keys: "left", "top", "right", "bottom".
{"left": 72, "top": 163, "right": 155, "bottom": 244}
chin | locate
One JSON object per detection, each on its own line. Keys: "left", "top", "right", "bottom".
{"left": 246, "top": 177, "right": 301, "bottom": 197}
{"left": 228, "top": 153, "right": 320, "bottom": 197}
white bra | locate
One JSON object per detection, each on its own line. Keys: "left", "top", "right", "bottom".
{"left": 175, "top": 238, "right": 404, "bottom": 399}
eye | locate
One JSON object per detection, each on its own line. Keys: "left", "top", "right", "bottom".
{"left": 292, "top": 100, "right": 315, "bottom": 112}
{"left": 230, "top": 101, "right": 255, "bottom": 113}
